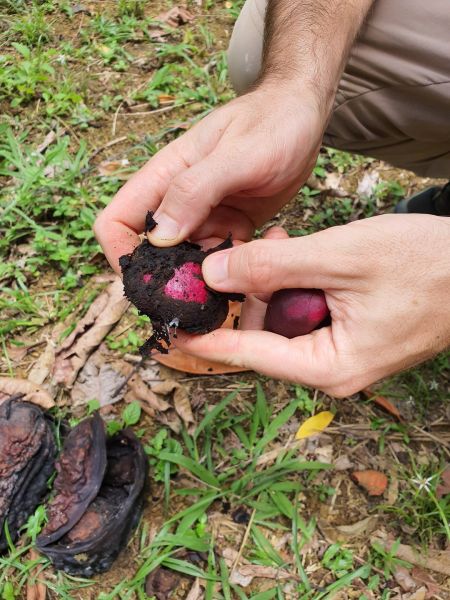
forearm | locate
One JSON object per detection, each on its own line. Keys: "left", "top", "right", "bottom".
{"left": 258, "top": 0, "right": 374, "bottom": 116}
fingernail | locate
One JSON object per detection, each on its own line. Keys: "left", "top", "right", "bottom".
{"left": 204, "top": 252, "right": 229, "bottom": 286}
{"left": 149, "top": 213, "right": 180, "bottom": 241}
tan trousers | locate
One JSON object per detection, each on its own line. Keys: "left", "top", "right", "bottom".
{"left": 228, "top": 0, "right": 450, "bottom": 178}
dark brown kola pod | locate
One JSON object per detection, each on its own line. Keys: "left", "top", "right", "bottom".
{"left": 0, "top": 398, "right": 56, "bottom": 552}
{"left": 120, "top": 211, "right": 244, "bottom": 355}
{"left": 37, "top": 419, "right": 147, "bottom": 577}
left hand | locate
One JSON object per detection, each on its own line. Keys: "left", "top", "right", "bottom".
{"left": 174, "top": 214, "right": 450, "bottom": 397}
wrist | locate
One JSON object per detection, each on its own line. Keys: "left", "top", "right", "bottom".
{"left": 254, "top": 75, "right": 334, "bottom": 124}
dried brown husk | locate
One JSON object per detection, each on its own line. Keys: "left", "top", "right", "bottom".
{"left": 0, "top": 399, "right": 56, "bottom": 552}
{"left": 37, "top": 419, "right": 147, "bottom": 576}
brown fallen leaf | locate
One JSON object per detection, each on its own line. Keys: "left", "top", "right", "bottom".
{"left": 173, "top": 385, "right": 194, "bottom": 429}
{"left": 410, "top": 567, "right": 441, "bottom": 598}
{"left": 374, "top": 536, "right": 450, "bottom": 576}
{"left": 28, "top": 336, "right": 58, "bottom": 386}
{"left": 363, "top": 388, "right": 402, "bottom": 420}
{"left": 71, "top": 360, "right": 128, "bottom": 408}
{"left": 97, "top": 159, "right": 131, "bottom": 179}
{"left": 351, "top": 470, "right": 388, "bottom": 496}
{"left": 335, "top": 516, "right": 378, "bottom": 540}
{"left": 157, "top": 409, "right": 182, "bottom": 434}
{"left": 154, "top": 6, "right": 194, "bottom": 27}
{"left": 185, "top": 578, "right": 202, "bottom": 600}
{"left": 158, "top": 94, "right": 176, "bottom": 106}
{"left": 436, "top": 465, "right": 450, "bottom": 499}
{"left": 26, "top": 549, "right": 47, "bottom": 600}
{"left": 145, "top": 566, "right": 180, "bottom": 600}
{"left": 148, "top": 27, "right": 170, "bottom": 42}
{"left": 0, "top": 378, "right": 54, "bottom": 409}
{"left": 129, "top": 374, "right": 170, "bottom": 412}
{"left": 394, "top": 566, "right": 417, "bottom": 592}
{"left": 230, "top": 564, "right": 297, "bottom": 587}
{"left": 53, "top": 278, "right": 129, "bottom": 387}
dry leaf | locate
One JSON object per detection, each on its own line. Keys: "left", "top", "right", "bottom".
{"left": 26, "top": 550, "right": 47, "bottom": 600}
{"left": 158, "top": 94, "right": 176, "bottom": 105}
{"left": 173, "top": 385, "right": 194, "bottom": 428}
{"left": 394, "top": 566, "right": 417, "bottom": 592}
{"left": 71, "top": 361, "right": 127, "bottom": 408}
{"left": 148, "top": 27, "right": 170, "bottom": 42}
{"left": 155, "top": 6, "right": 194, "bottom": 27}
{"left": 28, "top": 338, "right": 57, "bottom": 385}
{"left": 295, "top": 411, "right": 334, "bottom": 440}
{"left": 230, "top": 564, "right": 296, "bottom": 587}
{"left": 156, "top": 409, "right": 182, "bottom": 434}
{"left": 54, "top": 278, "right": 129, "bottom": 387}
{"left": 185, "top": 578, "right": 203, "bottom": 600}
{"left": 154, "top": 348, "right": 250, "bottom": 374}
{"left": 334, "top": 455, "right": 353, "bottom": 470}
{"left": 436, "top": 465, "right": 450, "bottom": 499}
{"left": 407, "top": 587, "right": 427, "bottom": 600}
{"left": 98, "top": 159, "right": 130, "bottom": 179}
{"left": 151, "top": 380, "right": 180, "bottom": 395}
{"left": 357, "top": 170, "right": 380, "bottom": 197}
{"left": 36, "top": 130, "right": 57, "bottom": 154}
{"left": 351, "top": 470, "right": 388, "bottom": 496}
{"left": 335, "top": 516, "right": 378, "bottom": 540}
{"left": 363, "top": 388, "right": 402, "bottom": 420}
{"left": 129, "top": 374, "right": 170, "bottom": 411}
{"left": 0, "top": 378, "right": 54, "bottom": 409}
{"left": 410, "top": 567, "right": 440, "bottom": 598}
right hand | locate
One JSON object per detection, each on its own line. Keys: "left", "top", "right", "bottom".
{"left": 174, "top": 214, "right": 450, "bottom": 397}
{"left": 94, "top": 83, "right": 326, "bottom": 273}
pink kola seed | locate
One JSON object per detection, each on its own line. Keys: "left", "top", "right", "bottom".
{"left": 164, "top": 262, "right": 208, "bottom": 304}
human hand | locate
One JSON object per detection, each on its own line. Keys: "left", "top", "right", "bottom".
{"left": 94, "top": 84, "right": 325, "bottom": 272}
{"left": 174, "top": 214, "right": 450, "bottom": 396}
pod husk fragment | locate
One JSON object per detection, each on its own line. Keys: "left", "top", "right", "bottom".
{"left": 0, "top": 398, "right": 56, "bottom": 552}
{"left": 38, "top": 425, "right": 147, "bottom": 576}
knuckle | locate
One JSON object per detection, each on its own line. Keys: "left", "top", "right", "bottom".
{"left": 169, "top": 173, "right": 201, "bottom": 208}
{"left": 236, "top": 242, "right": 274, "bottom": 286}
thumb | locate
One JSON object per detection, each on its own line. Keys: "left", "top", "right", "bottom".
{"left": 202, "top": 226, "right": 359, "bottom": 293}
{"left": 147, "top": 149, "right": 253, "bottom": 247}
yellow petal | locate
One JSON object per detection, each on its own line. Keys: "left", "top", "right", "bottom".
{"left": 295, "top": 411, "right": 334, "bottom": 440}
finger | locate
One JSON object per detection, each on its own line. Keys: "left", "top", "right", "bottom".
{"left": 94, "top": 142, "right": 190, "bottom": 272}
{"left": 189, "top": 206, "right": 255, "bottom": 243}
{"left": 239, "top": 295, "right": 268, "bottom": 330}
{"left": 202, "top": 225, "right": 360, "bottom": 294}
{"left": 175, "top": 327, "right": 337, "bottom": 390}
{"left": 148, "top": 146, "right": 260, "bottom": 247}
{"left": 262, "top": 226, "right": 290, "bottom": 240}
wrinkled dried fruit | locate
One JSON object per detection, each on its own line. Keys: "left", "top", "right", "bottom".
{"left": 37, "top": 422, "right": 147, "bottom": 576}
{"left": 120, "top": 212, "right": 244, "bottom": 355}
{"left": 0, "top": 398, "right": 55, "bottom": 552}
{"left": 264, "top": 288, "right": 330, "bottom": 338}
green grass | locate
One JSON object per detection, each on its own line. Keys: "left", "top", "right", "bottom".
{"left": 1, "top": 1, "right": 449, "bottom": 598}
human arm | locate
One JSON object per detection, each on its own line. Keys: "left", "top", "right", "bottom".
{"left": 173, "top": 215, "right": 450, "bottom": 396}
{"left": 94, "top": 0, "right": 374, "bottom": 272}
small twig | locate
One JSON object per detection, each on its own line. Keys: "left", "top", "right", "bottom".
{"left": 111, "top": 355, "right": 146, "bottom": 398}
{"left": 111, "top": 101, "right": 124, "bottom": 136}
{"left": 90, "top": 135, "right": 127, "bottom": 160}
{"left": 232, "top": 508, "right": 256, "bottom": 572}
{"left": 410, "top": 424, "right": 450, "bottom": 459}
{"left": 117, "top": 105, "right": 179, "bottom": 117}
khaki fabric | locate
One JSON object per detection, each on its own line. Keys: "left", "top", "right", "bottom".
{"left": 228, "top": 0, "right": 450, "bottom": 177}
